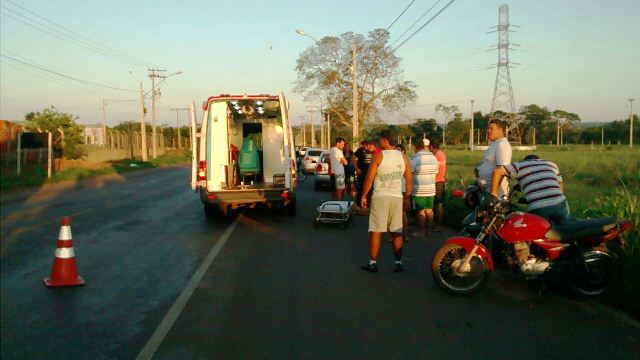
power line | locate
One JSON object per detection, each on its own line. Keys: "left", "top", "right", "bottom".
{"left": 386, "top": 0, "right": 417, "bottom": 31}
{"left": 0, "top": 8, "right": 147, "bottom": 68}
{"left": 1, "top": 52, "right": 137, "bottom": 92}
{"left": 1, "top": 60, "right": 116, "bottom": 98}
{"left": 1, "top": 1, "right": 153, "bottom": 67}
{"left": 391, "top": 0, "right": 442, "bottom": 46}
{"left": 393, "top": 0, "right": 458, "bottom": 51}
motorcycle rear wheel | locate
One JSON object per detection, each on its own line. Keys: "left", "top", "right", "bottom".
{"left": 570, "top": 255, "right": 613, "bottom": 297}
{"left": 431, "top": 243, "right": 488, "bottom": 295}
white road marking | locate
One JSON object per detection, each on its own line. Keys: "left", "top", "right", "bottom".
{"left": 135, "top": 215, "right": 242, "bottom": 360}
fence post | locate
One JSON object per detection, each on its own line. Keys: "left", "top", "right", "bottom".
{"left": 16, "top": 132, "right": 21, "bottom": 176}
{"left": 5, "top": 127, "right": 13, "bottom": 167}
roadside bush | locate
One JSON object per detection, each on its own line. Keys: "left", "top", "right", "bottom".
{"left": 25, "top": 106, "right": 86, "bottom": 160}
{"left": 583, "top": 184, "right": 640, "bottom": 317}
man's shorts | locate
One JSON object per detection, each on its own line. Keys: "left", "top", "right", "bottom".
{"left": 368, "top": 195, "right": 403, "bottom": 233}
{"left": 434, "top": 182, "right": 445, "bottom": 204}
{"left": 412, "top": 196, "right": 434, "bottom": 211}
{"left": 333, "top": 173, "right": 346, "bottom": 190}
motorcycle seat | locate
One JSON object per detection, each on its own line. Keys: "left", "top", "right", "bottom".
{"left": 545, "top": 218, "right": 617, "bottom": 243}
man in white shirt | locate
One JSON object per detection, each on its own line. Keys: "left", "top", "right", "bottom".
{"left": 476, "top": 119, "right": 512, "bottom": 195}
{"left": 330, "top": 137, "right": 348, "bottom": 200}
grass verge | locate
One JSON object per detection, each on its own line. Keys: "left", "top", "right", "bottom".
{"left": 1, "top": 151, "right": 190, "bottom": 192}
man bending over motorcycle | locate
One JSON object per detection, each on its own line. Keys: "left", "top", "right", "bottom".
{"left": 489, "top": 154, "right": 570, "bottom": 224}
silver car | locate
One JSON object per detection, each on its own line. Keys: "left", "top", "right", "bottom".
{"left": 302, "top": 147, "right": 325, "bottom": 174}
{"left": 314, "top": 151, "right": 331, "bottom": 191}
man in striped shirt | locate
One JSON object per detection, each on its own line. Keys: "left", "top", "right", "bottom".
{"left": 490, "top": 154, "right": 570, "bottom": 223}
{"left": 410, "top": 139, "right": 439, "bottom": 237}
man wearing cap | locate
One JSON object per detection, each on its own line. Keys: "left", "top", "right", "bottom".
{"left": 410, "top": 138, "right": 439, "bottom": 237}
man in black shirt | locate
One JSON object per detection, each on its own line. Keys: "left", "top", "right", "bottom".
{"left": 353, "top": 140, "right": 376, "bottom": 211}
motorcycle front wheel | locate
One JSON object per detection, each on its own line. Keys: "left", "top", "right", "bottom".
{"left": 431, "top": 243, "right": 488, "bottom": 295}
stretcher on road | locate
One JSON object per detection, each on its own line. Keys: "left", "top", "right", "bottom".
{"left": 314, "top": 201, "right": 353, "bottom": 229}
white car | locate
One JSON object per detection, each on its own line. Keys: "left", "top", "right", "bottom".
{"left": 298, "top": 146, "right": 309, "bottom": 158}
{"left": 302, "top": 148, "right": 325, "bottom": 174}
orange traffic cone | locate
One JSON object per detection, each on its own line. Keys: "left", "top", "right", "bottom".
{"left": 44, "top": 217, "right": 84, "bottom": 287}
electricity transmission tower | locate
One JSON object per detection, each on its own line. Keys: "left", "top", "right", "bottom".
{"left": 489, "top": 4, "right": 521, "bottom": 144}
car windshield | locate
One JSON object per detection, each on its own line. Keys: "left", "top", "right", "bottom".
{"left": 307, "top": 150, "right": 323, "bottom": 156}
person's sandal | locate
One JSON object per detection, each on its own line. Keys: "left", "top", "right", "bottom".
{"left": 361, "top": 263, "right": 378, "bottom": 273}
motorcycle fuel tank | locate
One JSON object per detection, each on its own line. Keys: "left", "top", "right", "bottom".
{"left": 496, "top": 212, "right": 552, "bottom": 243}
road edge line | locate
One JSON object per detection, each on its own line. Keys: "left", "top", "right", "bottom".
{"left": 135, "top": 215, "right": 242, "bottom": 360}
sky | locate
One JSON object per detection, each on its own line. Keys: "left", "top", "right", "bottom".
{"left": 1, "top": 0, "right": 638, "bottom": 127}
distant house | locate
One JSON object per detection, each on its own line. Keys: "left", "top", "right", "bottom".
{"left": 0, "top": 119, "right": 25, "bottom": 152}
{"left": 82, "top": 123, "right": 106, "bottom": 146}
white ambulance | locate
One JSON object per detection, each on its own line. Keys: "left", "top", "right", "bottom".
{"left": 190, "top": 93, "right": 297, "bottom": 218}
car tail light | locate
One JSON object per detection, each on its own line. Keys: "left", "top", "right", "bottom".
{"left": 304, "top": 157, "right": 310, "bottom": 162}
{"left": 207, "top": 194, "right": 216, "bottom": 200}
{"left": 198, "top": 161, "right": 206, "bottom": 180}
{"left": 281, "top": 191, "right": 289, "bottom": 198}
{"left": 316, "top": 164, "right": 323, "bottom": 172}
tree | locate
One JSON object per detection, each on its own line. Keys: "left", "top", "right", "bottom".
{"left": 409, "top": 118, "right": 440, "bottom": 141}
{"left": 519, "top": 104, "right": 551, "bottom": 144}
{"left": 24, "top": 106, "right": 85, "bottom": 159}
{"left": 446, "top": 113, "right": 471, "bottom": 145}
{"left": 435, "top": 104, "right": 459, "bottom": 144}
{"left": 294, "top": 29, "right": 417, "bottom": 139}
{"left": 552, "top": 109, "right": 581, "bottom": 145}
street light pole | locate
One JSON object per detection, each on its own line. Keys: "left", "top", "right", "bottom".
{"left": 469, "top": 99, "right": 474, "bottom": 151}
{"left": 148, "top": 69, "right": 183, "bottom": 158}
{"left": 352, "top": 45, "right": 358, "bottom": 143}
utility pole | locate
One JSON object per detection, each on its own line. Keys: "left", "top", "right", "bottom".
{"left": 139, "top": 82, "right": 148, "bottom": 161}
{"left": 302, "top": 123, "right": 306, "bottom": 146}
{"left": 47, "top": 131, "right": 52, "bottom": 178}
{"left": 170, "top": 108, "right": 189, "bottom": 149}
{"left": 629, "top": 98, "right": 635, "bottom": 148}
{"left": 327, "top": 112, "right": 331, "bottom": 148}
{"left": 601, "top": 127, "right": 604, "bottom": 147}
{"left": 148, "top": 68, "right": 168, "bottom": 158}
{"left": 352, "top": 45, "right": 359, "bottom": 143}
{"left": 532, "top": 127, "right": 536, "bottom": 145}
{"left": 469, "top": 99, "right": 475, "bottom": 150}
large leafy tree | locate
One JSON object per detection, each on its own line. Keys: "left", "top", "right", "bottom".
{"left": 446, "top": 113, "right": 471, "bottom": 145}
{"left": 24, "top": 106, "right": 85, "bottom": 159}
{"left": 409, "top": 118, "right": 440, "bottom": 140}
{"left": 294, "top": 29, "right": 417, "bottom": 138}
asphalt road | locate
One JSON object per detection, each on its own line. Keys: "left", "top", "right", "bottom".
{"left": 1, "top": 166, "right": 639, "bottom": 360}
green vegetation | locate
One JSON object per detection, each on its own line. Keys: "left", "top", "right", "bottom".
{"left": 24, "top": 106, "right": 86, "bottom": 159}
{"left": 0, "top": 151, "right": 190, "bottom": 192}
{"left": 440, "top": 145, "right": 640, "bottom": 315}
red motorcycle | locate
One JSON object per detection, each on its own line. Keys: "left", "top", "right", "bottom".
{"left": 431, "top": 186, "right": 632, "bottom": 297}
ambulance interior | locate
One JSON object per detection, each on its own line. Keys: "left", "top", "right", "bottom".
{"left": 222, "top": 99, "right": 286, "bottom": 188}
